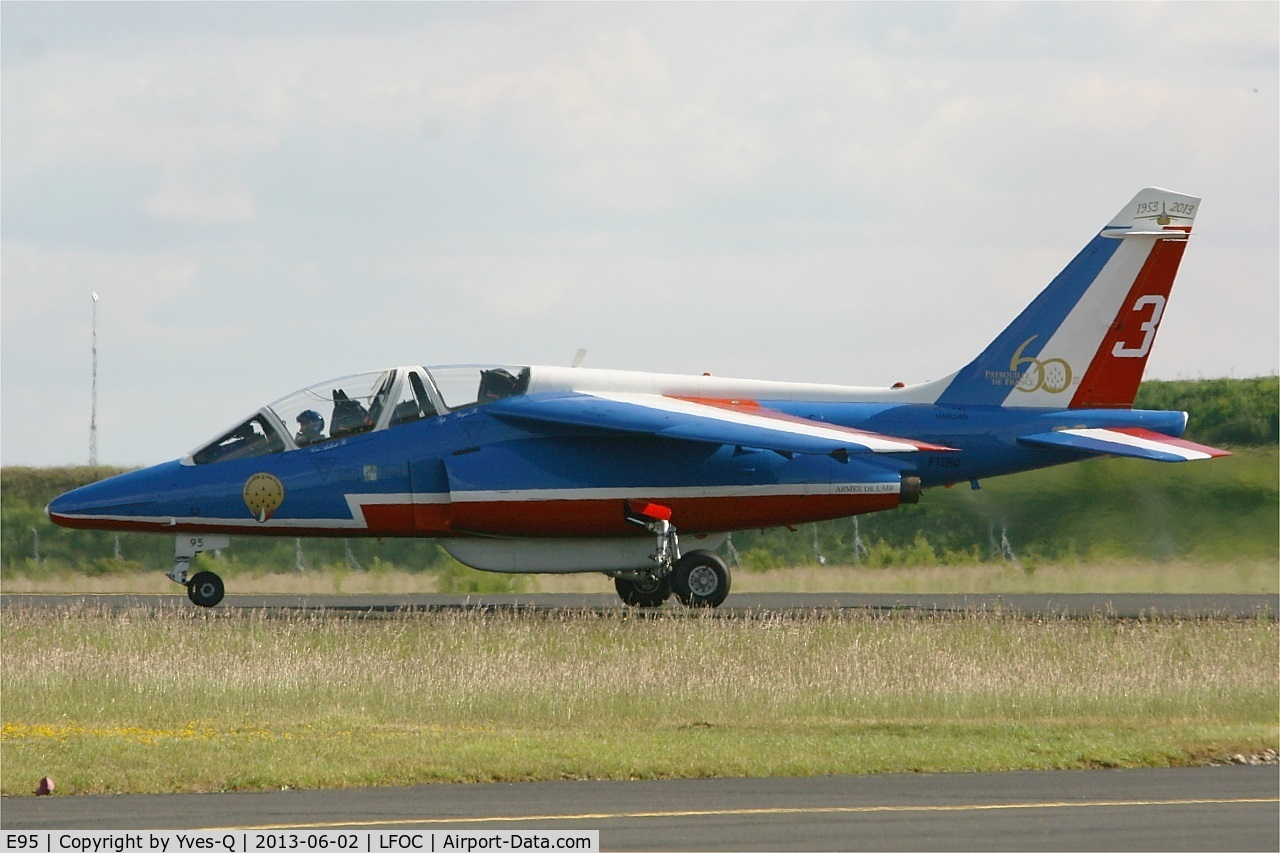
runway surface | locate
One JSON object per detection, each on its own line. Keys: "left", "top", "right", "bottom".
{"left": 3, "top": 767, "right": 1278, "bottom": 850}
{"left": 2, "top": 591, "right": 1276, "bottom": 618}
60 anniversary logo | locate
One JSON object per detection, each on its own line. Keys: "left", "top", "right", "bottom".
{"left": 1011, "top": 336, "right": 1072, "bottom": 393}
{"left": 984, "top": 336, "right": 1073, "bottom": 394}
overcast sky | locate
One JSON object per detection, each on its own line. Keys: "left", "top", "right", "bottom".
{"left": 3, "top": 2, "right": 1277, "bottom": 467}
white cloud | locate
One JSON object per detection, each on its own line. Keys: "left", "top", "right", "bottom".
{"left": 142, "top": 170, "right": 256, "bottom": 223}
{"left": 2, "top": 2, "right": 1276, "bottom": 465}
{"left": 1, "top": 244, "right": 201, "bottom": 328}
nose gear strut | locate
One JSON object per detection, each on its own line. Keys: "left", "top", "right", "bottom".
{"left": 168, "top": 535, "right": 229, "bottom": 607}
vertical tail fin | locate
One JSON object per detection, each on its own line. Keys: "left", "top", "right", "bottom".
{"left": 936, "top": 188, "right": 1199, "bottom": 409}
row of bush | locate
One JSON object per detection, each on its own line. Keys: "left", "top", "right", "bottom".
{"left": 1133, "top": 376, "right": 1278, "bottom": 446}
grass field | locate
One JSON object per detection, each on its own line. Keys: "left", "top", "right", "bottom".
{"left": 2, "top": 559, "right": 1276, "bottom": 596}
{"left": 1, "top": 603, "right": 1275, "bottom": 796}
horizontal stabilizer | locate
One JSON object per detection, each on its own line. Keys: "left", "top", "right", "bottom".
{"left": 490, "top": 392, "right": 954, "bottom": 457}
{"left": 1018, "top": 427, "right": 1230, "bottom": 462}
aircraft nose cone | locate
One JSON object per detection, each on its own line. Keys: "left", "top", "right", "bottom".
{"left": 46, "top": 487, "right": 86, "bottom": 521}
{"left": 45, "top": 461, "right": 182, "bottom": 530}
{"left": 46, "top": 479, "right": 116, "bottom": 525}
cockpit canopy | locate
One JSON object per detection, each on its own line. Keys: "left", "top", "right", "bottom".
{"left": 188, "top": 365, "right": 530, "bottom": 465}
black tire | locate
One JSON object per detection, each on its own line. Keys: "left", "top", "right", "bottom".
{"left": 187, "top": 571, "right": 225, "bottom": 608}
{"left": 614, "top": 574, "right": 671, "bottom": 608}
{"left": 671, "top": 551, "right": 730, "bottom": 608}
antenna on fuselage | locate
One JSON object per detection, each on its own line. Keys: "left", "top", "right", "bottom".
{"left": 571, "top": 349, "right": 587, "bottom": 368}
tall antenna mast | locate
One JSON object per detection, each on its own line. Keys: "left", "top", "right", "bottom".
{"left": 89, "top": 291, "right": 99, "bottom": 465}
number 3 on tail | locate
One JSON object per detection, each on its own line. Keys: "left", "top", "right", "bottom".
{"left": 1112, "top": 295, "right": 1166, "bottom": 358}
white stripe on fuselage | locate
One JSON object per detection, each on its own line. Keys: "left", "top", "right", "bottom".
{"left": 342, "top": 491, "right": 446, "bottom": 526}
{"left": 525, "top": 365, "right": 950, "bottom": 405}
{"left": 448, "top": 481, "right": 901, "bottom": 503}
{"left": 588, "top": 392, "right": 926, "bottom": 452}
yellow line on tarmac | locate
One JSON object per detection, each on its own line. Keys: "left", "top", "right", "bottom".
{"left": 203, "top": 797, "right": 1280, "bottom": 831}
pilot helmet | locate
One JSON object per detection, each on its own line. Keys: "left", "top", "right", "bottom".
{"left": 297, "top": 409, "right": 325, "bottom": 438}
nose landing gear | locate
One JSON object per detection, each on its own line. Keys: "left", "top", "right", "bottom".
{"left": 168, "top": 535, "right": 229, "bottom": 608}
{"left": 186, "top": 571, "right": 225, "bottom": 608}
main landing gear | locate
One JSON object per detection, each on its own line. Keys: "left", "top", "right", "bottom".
{"left": 168, "top": 535, "right": 228, "bottom": 608}
{"left": 614, "top": 572, "right": 672, "bottom": 608}
{"left": 670, "top": 550, "right": 731, "bottom": 608}
{"left": 613, "top": 502, "right": 732, "bottom": 609}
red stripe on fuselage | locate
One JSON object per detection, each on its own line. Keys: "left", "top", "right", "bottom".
{"left": 45, "top": 513, "right": 379, "bottom": 538}
{"left": 360, "top": 502, "right": 417, "bottom": 532}
{"left": 448, "top": 492, "right": 901, "bottom": 536}
{"left": 51, "top": 491, "right": 901, "bottom": 539}
{"left": 670, "top": 396, "right": 762, "bottom": 409}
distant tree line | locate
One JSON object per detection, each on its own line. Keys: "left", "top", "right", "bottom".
{"left": 1134, "top": 376, "right": 1278, "bottom": 446}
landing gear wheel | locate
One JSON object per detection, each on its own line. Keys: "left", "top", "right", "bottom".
{"left": 615, "top": 574, "right": 671, "bottom": 608}
{"left": 187, "top": 571, "right": 225, "bottom": 608}
{"left": 671, "top": 551, "right": 730, "bottom": 609}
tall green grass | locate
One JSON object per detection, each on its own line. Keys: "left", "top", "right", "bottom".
{"left": 2, "top": 605, "right": 1274, "bottom": 794}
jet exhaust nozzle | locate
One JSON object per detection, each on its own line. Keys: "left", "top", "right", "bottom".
{"left": 900, "top": 475, "right": 922, "bottom": 504}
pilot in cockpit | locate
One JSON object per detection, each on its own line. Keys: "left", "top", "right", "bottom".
{"left": 295, "top": 410, "right": 326, "bottom": 446}
{"left": 478, "top": 368, "right": 521, "bottom": 404}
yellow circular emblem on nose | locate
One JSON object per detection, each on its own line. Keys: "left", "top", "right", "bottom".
{"left": 243, "top": 473, "right": 285, "bottom": 523}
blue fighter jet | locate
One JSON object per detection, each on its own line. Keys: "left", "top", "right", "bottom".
{"left": 48, "top": 187, "right": 1229, "bottom": 608}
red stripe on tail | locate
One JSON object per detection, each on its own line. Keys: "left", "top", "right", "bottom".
{"left": 1070, "top": 230, "right": 1190, "bottom": 408}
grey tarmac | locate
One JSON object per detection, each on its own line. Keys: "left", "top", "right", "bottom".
{"left": 1, "top": 592, "right": 1276, "bottom": 619}
{"left": 3, "top": 767, "right": 1278, "bottom": 851}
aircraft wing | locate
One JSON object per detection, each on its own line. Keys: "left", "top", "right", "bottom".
{"left": 1018, "top": 427, "right": 1231, "bottom": 462}
{"left": 488, "top": 392, "right": 953, "bottom": 457}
